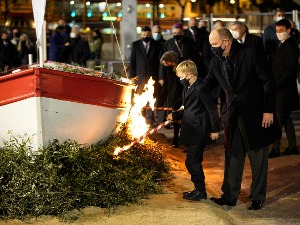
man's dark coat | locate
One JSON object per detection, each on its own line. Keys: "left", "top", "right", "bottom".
{"left": 272, "top": 36, "right": 300, "bottom": 112}
{"left": 200, "top": 41, "right": 281, "bottom": 150}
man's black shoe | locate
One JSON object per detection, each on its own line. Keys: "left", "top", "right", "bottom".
{"left": 182, "top": 189, "right": 207, "bottom": 201}
{"left": 284, "top": 146, "right": 299, "bottom": 155}
{"left": 248, "top": 200, "right": 264, "bottom": 210}
{"left": 210, "top": 196, "right": 236, "bottom": 206}
{"left": 268, "top": 149, "right": 281, "bottom": 158}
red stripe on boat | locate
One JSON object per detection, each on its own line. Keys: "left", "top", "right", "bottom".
{"left": 0, "top": 68, "right": 132, "bottom": 109}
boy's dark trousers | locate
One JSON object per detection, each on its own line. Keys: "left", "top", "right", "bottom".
{"left": 185, "top": 143, "right": 206, "bottom": 192}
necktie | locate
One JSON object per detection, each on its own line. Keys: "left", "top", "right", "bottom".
{"left": 145, "top": 43, "right": 149, "bottom": 54}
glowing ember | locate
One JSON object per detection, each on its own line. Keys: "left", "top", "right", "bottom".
{"left": 114, "top": 77, "right": 156, "bottom": 155}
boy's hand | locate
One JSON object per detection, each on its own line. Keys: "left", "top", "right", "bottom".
{"left": 167, "top": 113, "right": 173, "bottom": 121}
{"left": 210, "top": 132, "right": 219, "bottom": 140}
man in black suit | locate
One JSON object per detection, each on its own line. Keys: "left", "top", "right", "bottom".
{"left": 269, "top": 19, "right": 299, "bottom": 158}
{"left": 230, "top": 21, "right": 263, "bottom": 49}
{"left": 184, "top": 17, "right": 207, "bottom": 75}
{"left": 130, "top": 26, "right": 162, "bottom": 125}
{"left": 200, "top": 28, "right": 280, "bottom": 210}
{"left": 160, "top": 23, "right": 202, "bottom": 79}
{"left": 263, "top": 8, "right": 285, "bottom": 63}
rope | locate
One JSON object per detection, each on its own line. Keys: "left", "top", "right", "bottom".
{"left": 105, "top": 0, "right": 128, "bottom": 78}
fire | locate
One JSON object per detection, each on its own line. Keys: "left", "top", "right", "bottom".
{"left": 114, "top": 77, "right": 156, "bottom": 155}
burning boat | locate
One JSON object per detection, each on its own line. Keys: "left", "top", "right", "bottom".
{"left": 0, "top": 63, "right": 133, "bottom": 150}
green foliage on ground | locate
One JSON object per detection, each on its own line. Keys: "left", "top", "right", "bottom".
{"left": 0, "top": 126, "right": 171, "bottom": 220}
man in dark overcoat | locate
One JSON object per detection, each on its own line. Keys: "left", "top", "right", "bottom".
{"left": 200, "top": 28, "right": 281, "bottom": 210}
{"left": 69, "top": 25, "right": 90, "bottom": 66}
{"left": 130, "top": 26, "right": 162, "bottom": 125}
{"left": 269, "top": 19, "right": 299, "bottom": 157}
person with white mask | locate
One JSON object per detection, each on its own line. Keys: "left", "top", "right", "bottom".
{"left": 230, "top": 21, "right": 263, "bottom": 50}
{"left": 269, "top": 18, "right": 299, "bottom": 158}
{"left": 69, "top": 25, "right": 90, "bottom": 66}
{"left": 152, "top": 25, "right": 165, "bottom": 45}
{"left": 263, "top": 8, "right": 285, "bottom": 64}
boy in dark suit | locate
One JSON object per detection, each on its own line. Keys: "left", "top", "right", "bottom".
{"left": 167, "top": 60, "right": 220, "bottom": 201}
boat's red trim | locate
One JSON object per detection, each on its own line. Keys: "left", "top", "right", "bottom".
{"left": 0, "top": 68, "right": 133, "bottom": 109}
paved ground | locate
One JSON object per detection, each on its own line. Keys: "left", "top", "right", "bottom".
{"left": 1, "top": 111, "right": 299, "bottom": 225}
{"left": 153, "top": 110, "right": 300, "bottom": 225}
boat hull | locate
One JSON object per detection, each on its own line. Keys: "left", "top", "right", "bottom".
{"left": 0, "top": 68, "right": 132, "bottom": 150}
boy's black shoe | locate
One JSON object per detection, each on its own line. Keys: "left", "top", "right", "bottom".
{"left": 183, "top": 189, "right": 198, "bottom": 197}
{"left": 182, "top": 189, "right": 207, "bottom": 201}
{"left": 268, "top": 149, "right": 281, "bottom": 158}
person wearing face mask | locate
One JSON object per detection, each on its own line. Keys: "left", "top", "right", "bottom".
{"left": 200, "top": 28, "right": 280, "bottom": 210}
{"left": 152, "top": 25, "right": 165, "bottom": 45}
{"left": 184, "top": 17, "right": 207, "bottom": 75}
{"left": 159, "top": 23, "right": 202, "bottom": 89}
{"left": 263, "top": 8, "right": 285, "bottom": 64}
{"left": 230, "top": 21, "right": 263, "bottom": 50}
{"left": 68, "top": 25, "right": 90, "bottom": 66}
{"left": 156, "top": 51, "right": 182, "bottom": 147}
{"left": 166, "top": 60, "right": 218, "bottom": 201}
{"left": 268, "top": 19, "right": 299, "bottom": 158}
{"left": 130, "top": 26, "right": 162, "bottom": 126}
{"left": 0, "top": 31, "right": 18, "bottom": 74}
{"left": 11, "top": 28, "right": 21, "bottom": 46}
{"left": 158, "top": 23, "right": 202, "bottom": 145}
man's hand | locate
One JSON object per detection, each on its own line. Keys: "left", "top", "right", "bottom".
{"left": 262, "top": 113, "right": 274, "bottom": 128}
{"left": 159, "top": 79, "right": 164, "bottom": 86}
{"left": 210, "top": 132, "right": 219, "bottom": 140}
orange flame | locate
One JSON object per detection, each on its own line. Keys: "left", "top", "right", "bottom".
{"left": 114, "top": 77, "right": 156, "bottom": 155}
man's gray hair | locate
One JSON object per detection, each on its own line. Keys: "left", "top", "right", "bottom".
{"left": 231, "top": 21, "right": 244, "bottom": 29}
{"left": 216, "top": 27, "right": 233, "bottom": 41}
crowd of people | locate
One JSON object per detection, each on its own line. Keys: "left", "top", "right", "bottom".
{"left": 129, "top": 8, "right": 299, "bottom": 210}
{"left": 0, "top": 19, "right": 104, "bottom": 74}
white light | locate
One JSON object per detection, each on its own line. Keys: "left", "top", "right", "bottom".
{"left": 70, "top": 0, "right": 75, "bottom": 5}
{"left": 145, "top": 3, "right": 150, "bottom": 7}
{"left": 230, "top": 0, "right": 235, "bottom": 4}
{"left": 191, "top": 0, "right": 196, "bottom": 2}
{"left": 117, "top": 2, "right": 121, "bottom": 7}
{"left": 99, "top": 2, "right": 106, "bottom": 12}
{"left": 213, "top": 17, "right": 246, "bottom": 22}
{"left": 86, "top": 1, "right": 90, "bottom": 6}
{"left": 159, "top": 4, "right": 164, "bottom": 8}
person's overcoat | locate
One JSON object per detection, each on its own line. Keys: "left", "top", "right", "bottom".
{"left": 272, "top": 36, "right": 299, "bottom": 112}
{"left": 130, "top": 39, "right": 161, "bottom": 94}
{"left": 200, "top": 41, "right": 281, "bottom": 150}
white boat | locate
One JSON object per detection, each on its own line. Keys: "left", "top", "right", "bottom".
{"left": 0, "top": 66, "right": 133, "bottom": 150}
